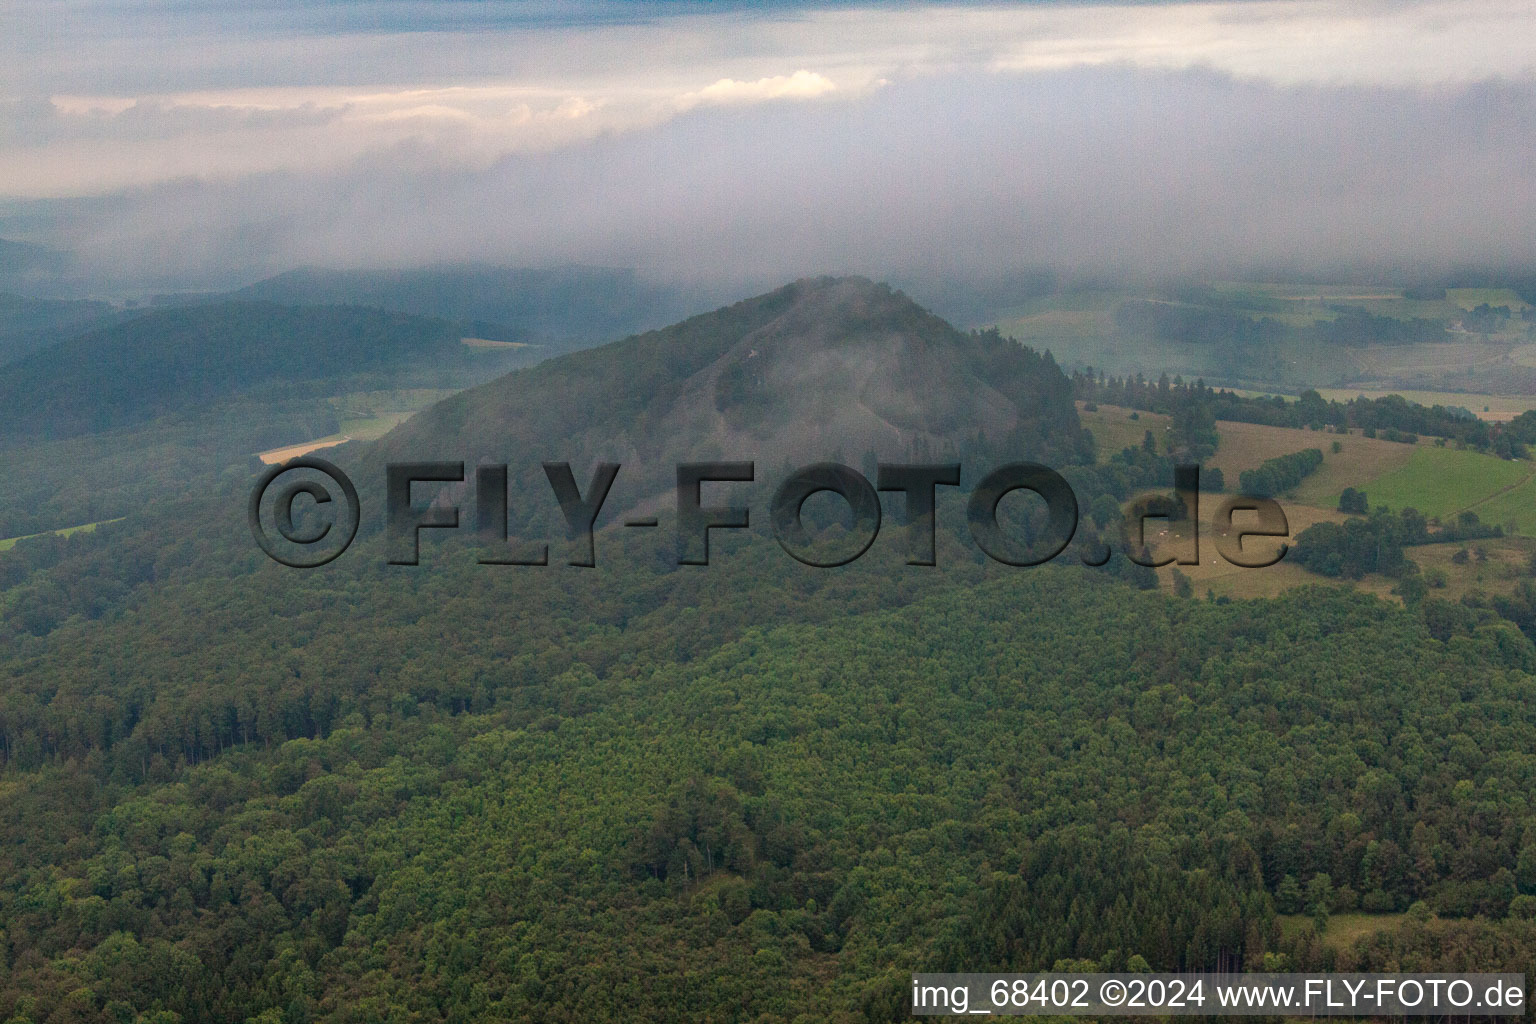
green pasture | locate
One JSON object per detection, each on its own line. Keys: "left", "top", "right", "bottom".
{"left": 1329, "top": 445, "right": 1530, "bottom": 521}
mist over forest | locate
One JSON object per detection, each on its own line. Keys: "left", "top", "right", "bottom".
{"left": 6, "top": 3, "right": 1536, "bottom": 1022}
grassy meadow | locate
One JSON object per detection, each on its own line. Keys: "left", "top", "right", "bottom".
{"left": 1079, "top": 399, "right": 1536, "bottom": 603}
{"left": 1326, "top": 445, "right": 1531, "bottom": 520}
{"left": 0, "top": 517, "right": 123, "bottom": 552}
{"left": 1078, "top": 401, "right": 1172, "bottom": 455}
{"left": 1277, "top": 913, "right": 1412, "bottom": 951}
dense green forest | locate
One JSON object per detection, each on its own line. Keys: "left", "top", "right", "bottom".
{"left": 5, "top": 276, "right": 1536, "bottom": 1022}
{"left": 0, "top": 392, "right": 339, "bottom": 539}
{"left": 1293, "top": 508, "right": 1504, "bottom": 583}
{"left": 0, "top": 294, "right": 124, "bottom": 367}
{"left": 4, "top": 556, "right": 1536, "bottom": 1022}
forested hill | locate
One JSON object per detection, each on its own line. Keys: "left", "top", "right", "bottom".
{"left": 0, "top": 293, "right": 124, "bottom": 367}
{"left": 370, "top": 276, "right": 1091, "bottom": 500}
{"left": 0, "top": 302, "right": 529, "bottom": 442}
{"left": 209, "top": 264, "right": 697, "bottom": 350}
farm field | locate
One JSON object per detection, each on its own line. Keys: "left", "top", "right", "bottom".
{"left": 1077, "top": 401, "right": 1172, "bottom": 456}
{"left": 1081, "top": 404, "right": 1427, "bottom": 508}
{"left": 257, "top": 435, "right": 353, "bottom": 464}
{"left": 1080, "top": 404, "right": 1536, "bottom": 600}
{"left": 1463, "top": 474, "right": 1536, "bottom": 536}
{"left": 1149, "top": 501, "right": 1344, "bottom": 601}
{"left": 1158, "top": 531, "right": 1535, "bottom": 605}
{"left": 994, "top": 281, "right": 1536, "bottom": 393}
{"left": 1205, "top": 420, "right": 1419, "bottom": 506}
{"left": 257, "top": 388, "right": 458, "bottom": 463}
{"left": 1399, "top": 539, "right": 1534, "bottom": 600}
{"left": 1084, "top": 404, "right": 1534, "bottom": 517}
{"left": 330, "top": 388, "right": 459, "bottom": 437}
{"left": 1324, "top": 445, "right": 1532, "bottom": 520}
{"left": 990, "top": 289, "right": 1126, "bottom": 325}
{"left": 1344, "top": 338, "right": 1518, "bottom": 379}
{"left": 1204, "top": 282, "right": 1461, "bottom": 323}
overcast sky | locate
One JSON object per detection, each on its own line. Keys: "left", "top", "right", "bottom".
{"left": 3, "top": 1, "right": 1534, "bottom": 292}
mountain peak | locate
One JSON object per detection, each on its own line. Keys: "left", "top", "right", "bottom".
{"left": 375, "top": 277, "right": 1089, "bottom": 495}
{"left": 741, "top": 275, "right": 935, "bottom": 334}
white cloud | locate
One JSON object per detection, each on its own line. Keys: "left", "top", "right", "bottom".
{"left": 5, "top": 2, "right": 1535, "bottom": 200}
{"left": 33, "top": 68, "right": 1536, "bottom": 294}
{"left": 983, "top": 0, "right": 1536, "bottom": 85}
{"left": 3, "top": 2, "right": 1535, "bottom": 290}
{"left": 680, "top": 70, "right": 839, "bottom": 108}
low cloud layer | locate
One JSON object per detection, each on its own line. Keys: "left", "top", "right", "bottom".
{"left": 4, "top": 2, "right": 1535, "bottom": 293}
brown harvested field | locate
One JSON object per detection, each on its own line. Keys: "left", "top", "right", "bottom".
{"left": 257, "top": 436, "right": 350, "bottom": 464}
{"left": 1207, "top": 420, "right": 1419, "bottom": 506}
{"left": 1147, "top": 500, "right": 1346, "bottom": 600}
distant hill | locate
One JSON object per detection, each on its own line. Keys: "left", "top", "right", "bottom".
{"left": 0, "top": 238, "right": 67, "bottom": 276}
{"left": 0, "top": 292, "right": 124, "bottom": 366}
{"left": 0, "top": 238, "right": 71, "bottom": 295}
{"left": 371, "top": 276, "right": 1090, "bottom": 506}
{"left": 160, "top": 264, "right": 703, "bottom": 352}
{"left": 0, "top": 302, "right": 530, "bottom": 442}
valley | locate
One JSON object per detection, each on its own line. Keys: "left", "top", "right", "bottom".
{"left": 991, "top": 280, "right": 1536, "bottom": 394}
{"left": 256, "top": 390, "right": 459, "bottom": 464}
